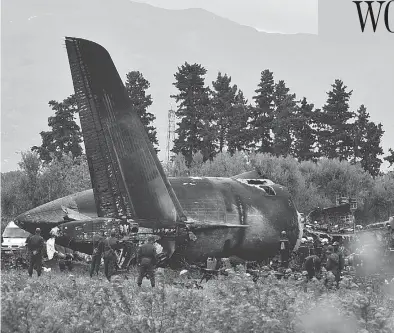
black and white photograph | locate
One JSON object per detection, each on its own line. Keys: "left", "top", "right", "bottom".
{"left": 1, "top": 0, "right": 394, "bottom": 332}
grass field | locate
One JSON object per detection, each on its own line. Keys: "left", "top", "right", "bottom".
{"left": 2, "top": 263, "right": 394, "bottom": 333}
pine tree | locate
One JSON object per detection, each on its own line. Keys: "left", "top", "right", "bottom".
{"left": 211, "top": 72, "right": 238, "bottom": 152}
{"left": 353, "top": 104, "right": 384, "bottom": 177}
{"left": 319, "top": 80, "right": 354, "bottom": 160}
{"left": 227, "top": 90, "right": 250, "bottom": 155}
{"left": 353, "top": 105, "right": 370, "bottom": 163}
{"left": 360, "top": 122, "right": 384, "bottom": 177}
{"left": 293, "top": 97, "right": 317, "bottom": 161}
{"left": 31, "top": 95, "right": 82, "bottom": 163}
{"left": 125, "top": 71, "right": 159, "bottom": 152}
{"left": 250, "top": 69, "right": 275, "bottom": 153}
{"left": 171, "top": 62, "right": 216, "bottom": 166}
{"left": 272, "top": 80, "right": 297, "bottom": 157}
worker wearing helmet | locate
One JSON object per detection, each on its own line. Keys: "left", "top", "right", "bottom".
{"left": 279, "top": 231, "right": 290, "bottom": 268}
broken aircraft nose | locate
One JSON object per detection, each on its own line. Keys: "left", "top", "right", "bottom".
{"left": 14, "top": 204, "right": 67, "bottom": 239}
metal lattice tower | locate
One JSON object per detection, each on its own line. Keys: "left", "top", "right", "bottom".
{"left": 166, "top": 107, "right": 176, "bottom": 163}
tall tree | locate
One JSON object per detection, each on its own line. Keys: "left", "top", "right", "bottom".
{"left": 171, "top": 62, "right": 216, "bottom": 166}
{"left": 211, "top": 72, "right": 238, "bottom": 152}
{"left": 353, "top": 105, "right": 384, "bottom": 177}
{"left": 318, "top": 80, "right": 354, "bottom": 160}
{"left": 250, "top": 69, "right": 275, "bottom": 153}
{"left": 125, "top": 71, "right": 159, "bottom": 152}
{"left": 293, "top": 97, "right": 318, "bottom": 161}
{"left": 353, "top": 105, "right": 370, "bottom": 163}
{"left": 272, "top": 80, "right": 297, "bottom": 157}
{"left": 227, "top": 90, "right": 250, "bottom": 155}
{"left": 32, "top": 95, "right": 82, "bottom": 163}
{"left": 360, "top": 122, "right": 384, "bottom": 177}
{"left": 18, "top": 151, "right": 42, "bottom": 208}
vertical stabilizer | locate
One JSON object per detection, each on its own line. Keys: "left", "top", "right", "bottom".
{"left": 65, "top": 37, "right": 186, "bottom": 228}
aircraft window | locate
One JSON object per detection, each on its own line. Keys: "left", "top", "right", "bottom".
{"left": 259, "top": 185, "right": 276, "bottom": 196}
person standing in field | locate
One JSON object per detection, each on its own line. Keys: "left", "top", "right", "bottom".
{"left": 90, "top": 231, "right": 105, "bottom": 277}
{"left": 279, "top": 231, "right": 290, "bottom": 268}
{"left": 26, "top": 228, "right": 45, "bottom": 277}
{"left": 102, "top": 229, "right": 120, "bottom": 281}
{"left": 325, "top": 245, "right": 340, "bottom": 288}
{"left": 137, "top": 236, "right": 157, "bottom": 288}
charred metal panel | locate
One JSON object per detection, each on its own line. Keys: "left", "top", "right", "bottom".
{"left": 65, "top": 37, "right": 186, "bottom": 227}
{"left": 167, "top": 177, "right": 300, "bottom": 261}
{"left": 66, "top": 38, "right": 134, "bottom": 219}
{"left": 15, "top": 176, "right": 301, "bottom": 261}
{"left": 56, "top": 218, "right": 123, "bottom": 254}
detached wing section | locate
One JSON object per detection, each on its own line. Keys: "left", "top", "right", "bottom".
{"left": 65, "top": 37, "right": 186, "bottom": 228}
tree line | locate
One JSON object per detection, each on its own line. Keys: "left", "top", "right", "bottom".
{"left": 170, "top": 63, "right": 393, "bottom": 177}
{"left": 29, "top": 65, "right": 394, "bottom": 179}
{"left": 2, "top": 65, "right": 394, "bottom": 226}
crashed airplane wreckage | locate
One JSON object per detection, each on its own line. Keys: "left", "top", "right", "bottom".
{"left": 15, "top": 37, "right": 303, "bottom": 267}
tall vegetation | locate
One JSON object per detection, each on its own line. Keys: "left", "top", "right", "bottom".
{"left": 125, "top": 71, "right": 159, "bottom": 152}
{"left": 31, "top": 95, "right": 82, "bottom": 163}
{"left": 170, "top": 66, "right": 390, "bottom": 178}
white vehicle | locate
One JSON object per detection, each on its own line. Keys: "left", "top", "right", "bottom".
{"left": 1, "top": 221, "right": 31, "bottom": 252}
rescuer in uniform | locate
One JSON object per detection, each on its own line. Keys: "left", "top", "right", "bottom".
{"left": 26, "top": 228, "right": 45, "bottom": 277}
{"left": 298, "top": 238, "right": 309, "bottom": 263}
{"left": 333, "top": 241, "right": 345, "bottom": 278}
{"left": 137, "top": 236, "right": 157, "bottom": 288}
{"left": 303, "top": 254, "right": 322, "bottom": 280}
{"left": 90, "top": 231, "right": 105, "bottom": 277}
{"left": 102, "top": 229, "right": 120, "bottom": 281}
{"left": 279, "top": 231, "right": 290, "bottom": 268}
{"left": 325, "top": 245, "right": 340, "bottom": 288}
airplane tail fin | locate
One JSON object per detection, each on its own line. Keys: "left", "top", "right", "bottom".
{"left": 65, "top": 37, "right": 186, "bottom": 228}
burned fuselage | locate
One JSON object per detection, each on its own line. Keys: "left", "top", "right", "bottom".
{"left": 15, "top": 176, "right": 301, "bottom": 262}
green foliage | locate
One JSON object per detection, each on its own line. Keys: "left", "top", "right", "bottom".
{"left": 125, "top": 71, "right": 159, "bottom": 152}
{"left": 171, "top": 62, "right": 216, "bottom": 166}
{"left": 165, "top": 153, "right": 190, "bottom": 177}
{"left": 211, "top": 72, "right": 238, "bottom": 153}
{"left": 226, "top": 91, "right": 250, "bottom": 155}
{"left": 292, "top": 98, "right": 318, "bottom": 162}
{"left": 250, "top": 69, "right": 275, "bottom": 153}
{"left": 2, "top": 268, "right": 394, "bottom": 333}
{"left": 190, "top": 151, "right": 251, "bottom": 177}
{"left": 1, "top": 152, "right": 91, "bottom": 221}
{"left": 318, "top": 80, "right": 354, "bottom": 161}
{"left": 384, "top": 149, "right": 394, "bottom": 168}
{"left": 353, "top": 105, "right": 385, "bottom": 177}
{"left": 169, "top": 64, "right": 392, "bottom": 177}
{"left": 32, "top": 95, "right": 82, "bottom": 163}
{"left": 272, "top": 80, "right": 297, "bottom": 157}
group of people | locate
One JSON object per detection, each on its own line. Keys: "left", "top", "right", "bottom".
{"left": 25, "top": 227, "right": 158, "bottom": 288}
{"left": 278, "top": 230, "right": 345, "bottom": 287}
{"left": 89, "top": 229, "right": 157, "bottom": 286}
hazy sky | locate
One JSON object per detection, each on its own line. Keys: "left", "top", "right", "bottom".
{"left": 133, "top": 0, "right": 318, "bottom": 34}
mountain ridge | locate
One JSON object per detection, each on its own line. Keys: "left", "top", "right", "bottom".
{"left": 1, "top": 0, "right": 393, "bottom": 172}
